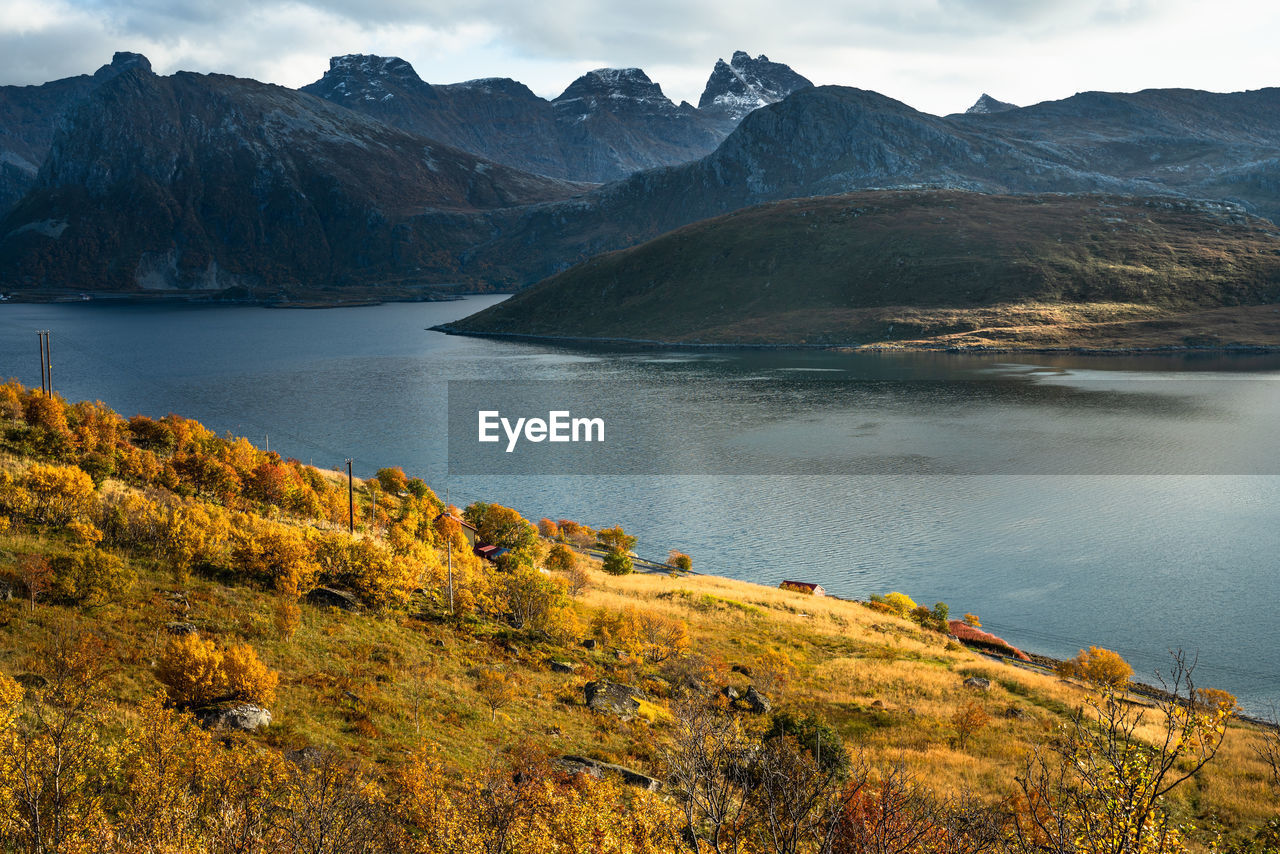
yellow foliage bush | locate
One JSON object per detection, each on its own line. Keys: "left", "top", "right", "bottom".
{"left": 157, "top": 634, "right": 277, "bottom": 708}
{"left": 1058, "top": 646, "right": 1133, "bottom": 688}
{"left": 883, "top": 592, "right": 918, "bottom": 617}
{"left": 20, "top": 462, "right": 95, "bottom": 526}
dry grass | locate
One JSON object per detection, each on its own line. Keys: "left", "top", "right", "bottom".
{"left": 2, "top": 517, "right": 1276, "bottom": 848}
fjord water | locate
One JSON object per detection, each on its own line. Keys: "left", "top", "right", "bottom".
{"left": 3, "top": 298, "right": 1279, "bottom": 712}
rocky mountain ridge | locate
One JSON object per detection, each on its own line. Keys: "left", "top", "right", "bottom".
{"left": 6, "top": 58, "right": 1280, "bottom": 298}
{"left": 698, "top": 51, "right": 814, "bottom": 120}
{"left": 301, "top": 51, "right": 808, "bottom": 182}
{"left": 0, "top": 66, "right": 588, "bottom": 293}
{"left": 0, "top": 52, "right": 151, "bottom": 212}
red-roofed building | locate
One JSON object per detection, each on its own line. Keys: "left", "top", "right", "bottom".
{"left": 434, "top": 512, "right": 478, "bottom": 549}
{"left": 780, "top": 580, "right": 826, "bottom": 596}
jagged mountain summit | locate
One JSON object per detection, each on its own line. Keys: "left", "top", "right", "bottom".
{"left": 698, "top": 51, "right": 813, "bottom": 121}
{"left": 8, "top": 54, "right": 1280, "bottom": 299}
{"left": 0, "top": 52, "right": 152, "bottom": 213}
{"left": 300, "top": 51, "right": 809, "bottom": 182}
{"left": 964, "top": 93, "right": 1018, "bottom": 115}
{"left": 0, "top": 65, "right": 587, "bottom": 294}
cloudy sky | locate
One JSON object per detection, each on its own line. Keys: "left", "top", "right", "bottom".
{"left": 3, "top": 0, "right": 1279, "bottom": 115}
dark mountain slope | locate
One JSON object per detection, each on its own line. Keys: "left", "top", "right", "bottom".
{"left": 0, "top": 52, "right": 151, "bottom": 213}
{"left": 441, "top": 191, "right": 1280, "bottom": 348}
{"left": 0, "top": 67, "right": 588, "bottom": 294}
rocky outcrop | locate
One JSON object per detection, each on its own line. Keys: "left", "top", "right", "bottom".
{"left": 195, "top": 702, "right": 272, "bottom": 732}
{"left": 559, "top": 755, "right": 661, "bottom": 791}
{"left": 304, "top": 588, "right": 361, "bottom": 612}
{"left": 584, "top": 680, "right": 641, "bottom": 716}
{"left": 963, "top": 677, "right": 992, "bottom": 692}
{"left": 962, "top": 93, "right": 1018, "bottom": 115}
{"left": 743, "top": 686, "right": 771, "bottom": 714}
{"left": 0, "top": 52, "right": 152, "bottom": 214}
{"left": 698, "top": 51, "right": 813, "bottom": 122}
{"left": 164, "top": 622, "right": 198, "bottom": 636}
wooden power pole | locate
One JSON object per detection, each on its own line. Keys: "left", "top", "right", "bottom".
{"left": 345, "top": 459, "right": 354, "bottom": 534}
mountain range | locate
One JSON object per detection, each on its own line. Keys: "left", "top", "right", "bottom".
{"left": 2, "top": 52, "right": 1280, "bottom": 302}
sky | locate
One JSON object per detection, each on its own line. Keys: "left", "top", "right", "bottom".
{"left": 2, "top": 0, "right": 1280, "bottom": 115}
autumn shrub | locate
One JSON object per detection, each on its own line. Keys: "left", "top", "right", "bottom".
{"left": 631, "top": 609, "right": 690, "bottom": 663}
{"left": 1057, "top": 646, "right": 1134, "bottom": 688}
{"left": 274, "top": 597, "right": 302, "bottom": 639}
{"left": 667, "top": 550, "right": 693, "bottom": 572}
{"left": 763, "top": 711, "right": 850, "bottom": 775}
{"left": 502, "top": 566, "right": 567, "bottom": 631}
{"left": 602, "top": 548, "right": 633, "bottom": 576}
{"left": 881, "top": 592, "right": 918, "bottom": 618}
{"left": 20, "top": 462, "right": 95, "bottom": 526}
{"left": 375, "top": 466, "right": 408, "bottom": 494}
{"left": 49, "top": 548, "right": 136, "bottom": 605}
{"left": 544, "top": 542, "right": 576, "bottom": 573}
{"left": 0, "top": 381, "right": 21, "bottom": 420}
{"left": 231, "top": 516, "right": 319, "bottom": 596}
{"left": 950, "top": 700, "right": 990, "bottom": 750}
{"left": 156, "top": 633, "right": 277, "bottom": 708}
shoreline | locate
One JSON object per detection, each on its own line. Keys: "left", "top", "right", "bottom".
{"left": 430, "top": 324, "right": 1280, "bottom": 356}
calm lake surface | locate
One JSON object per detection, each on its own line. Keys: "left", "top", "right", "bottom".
{"left": 2, "top": 297, "right": 1279, "bottom": 712}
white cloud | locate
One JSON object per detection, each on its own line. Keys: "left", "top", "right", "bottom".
{"left": 0, "top": 0, "right": 1276, "bottom": 117}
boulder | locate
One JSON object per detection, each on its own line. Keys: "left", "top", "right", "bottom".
{"left": 195, "top": 703, "right": 272, "bottom": 732}
{"left": 582, "top": 638, "right": 598, "bottom": 650}
{"left": 165, "top": 622, "right": 198, "bottom": 636}
{"left": 15, "top": 673, "right": 48, "bottom": 689}
{"left": 722, "top": 685, "right": 741, "bottom": 701}
{"left": 613, "top": 649, "right": 629, "bottom": 661}
{"left": 962, "top": 677, "right": 992, "bottom": 692}
{"left": 743, "top": 686, "right": 771, "bottom": 714}
{"left": 550, "top": 660, "right": 577, "bottom": 674}
{"left": 0, "top": 579, "right": 13, "bottom": 601}
{"left": 559, "top": 755, "right": 661, "bottom": 791}
{"left": 731, "top": 664, "right": 754, "bottom": 678}
{"left": 1004, "top": 706, "right": 1029, "bottom": 720}
{"left": 286, "top": 746, "right": 324, "bottom": 766}
{"left": 303, "top": 587, "right": 360, "bottom": 612}
{"left": 584, "top": 680, "right": 641, "bottom": 717}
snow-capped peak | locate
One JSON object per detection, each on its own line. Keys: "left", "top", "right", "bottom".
{"left": 698, "top": 51, "right": 812, "bottom": 122}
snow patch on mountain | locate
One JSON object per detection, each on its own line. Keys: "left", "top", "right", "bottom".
{"left": 698, "top": 51, "right": 812, "bottom": 121}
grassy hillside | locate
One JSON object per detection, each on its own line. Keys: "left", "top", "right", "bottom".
{"left": 441, "top": 190, "right": 1280, "bottom": 349}
{"left": 0, "top": 382, "right": 1277, "bottom": 852}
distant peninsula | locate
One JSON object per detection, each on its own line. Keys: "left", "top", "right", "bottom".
{"left": 437, "top": 190, "right": 1280, "bottom": 351}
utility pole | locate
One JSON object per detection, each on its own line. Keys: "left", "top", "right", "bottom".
{"left": 345, "top": 459, "right": 354, "bottom": 534}
{"left": 446, "top": 486, "right": 454, "bottom": 615}
{"left": 37, "top": 331, "right": 47, "bottom": 395}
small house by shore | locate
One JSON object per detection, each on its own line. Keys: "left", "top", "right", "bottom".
{"left": 780, "top": 580, "right": 826, "bottom": 596}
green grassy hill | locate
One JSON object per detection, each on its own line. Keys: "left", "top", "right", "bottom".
{"left": 441, "top": 190, "right": 1280, "bottom": 349}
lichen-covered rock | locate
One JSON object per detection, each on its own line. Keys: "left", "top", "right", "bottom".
{"left": 744, "top": 686, "right": 771, "bottom": 714}
{"left": 559, "top": 755, "right": 661, "bottom": 791}
{"left": 304, "top": 587, "right": 361, "bottom": 612}
{"left": 963, "top": 677, "right": 992, "bottom": 692}
{"left": 195, "top": 703, "right": 272, "bottom": 732}
{"left": 584, "top": 680, "right": 641, "bottom": 717}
